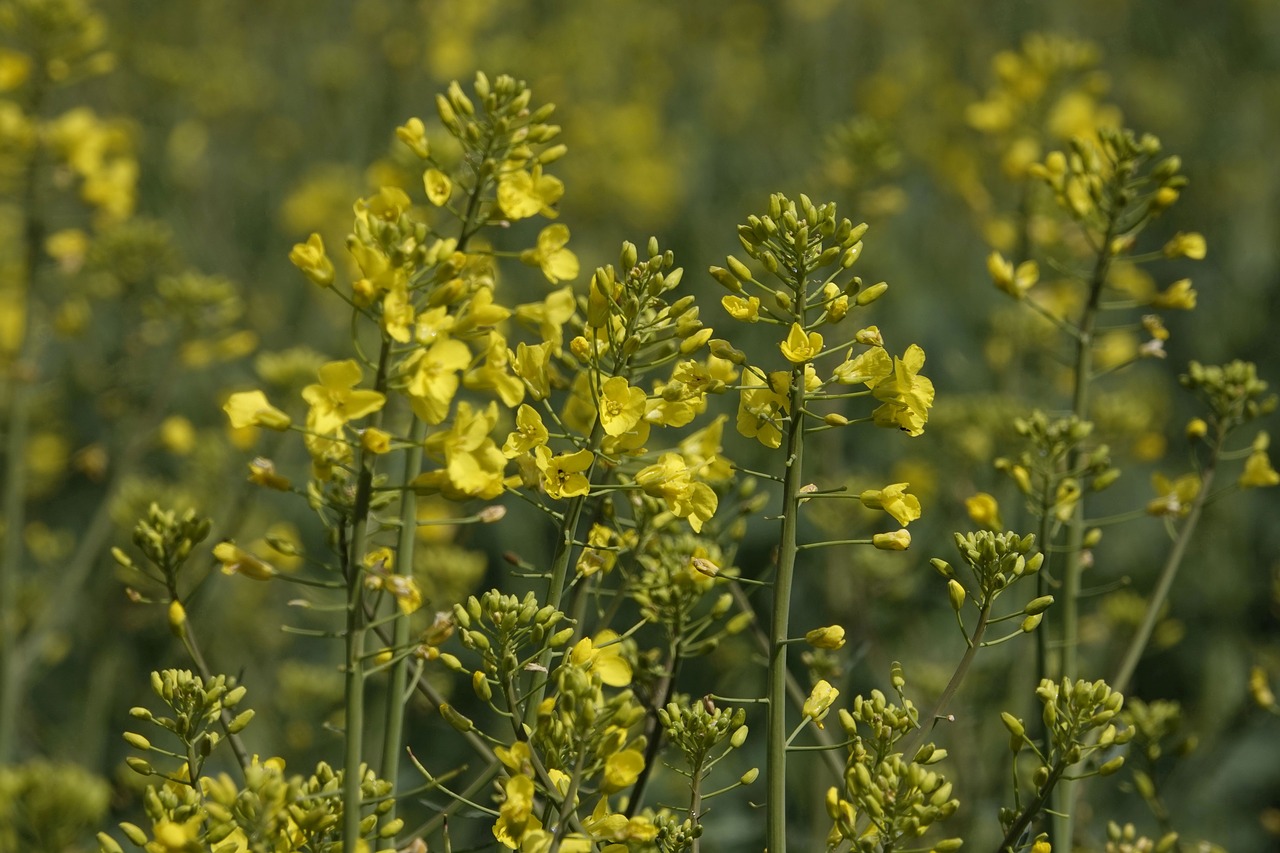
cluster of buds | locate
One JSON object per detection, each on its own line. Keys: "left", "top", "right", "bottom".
{"left": 123, "top": 670, "right": 252, "bottom": 780}
{"left": 1030, "top": 127, "right": 1186, "bottom": 229}
{"left": 826, "top": 666, "right": 960, "bottom": 851}
{"left": 1104, "top": 821, "right": 1178, "bottom": 853}
{"left": 657, "top": 698, "right": 748, "bottom": 771}
{"left": 712, "top": 193, "right": 875, "bottom": 326}
{"left": 451, "top": 590, "right": 572, "bottom": 680}
{"left": 112, "top": 504, "right": 211, "bottom": 582}
{"left": 996, "top": 411, "right": 1118, "bottom": 519}
{"left": 932, "top": 530, "right": 1044, "bottom": 611}
{"left": 1180, "top": 360, "right": 1277, "bottom": 430}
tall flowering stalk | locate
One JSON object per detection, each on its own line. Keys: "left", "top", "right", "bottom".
{"left": 713, "top": 193, "right": 934, "bottom": 852}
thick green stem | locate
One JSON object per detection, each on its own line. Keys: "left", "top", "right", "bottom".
{"left": 766, "top": 365, "right": 808, "bottom": 853}
{"left": 342, "top": 342, "right": 392, "bottom": 853}
{"left": 1053, "top": 202, "right": 1119, "bottom": 852}
{"left": 379, "top": 418, "right": 427, "bottom": 824}
{"left": 999, "top": 759, "right": 1069, "bottom": 853}
{"left": 1110, "top": 428, "right": 1222, "bottom": 695}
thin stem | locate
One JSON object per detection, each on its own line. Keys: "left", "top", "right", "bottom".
{"left": 899, "top": 601, "right": 992, "bottom": 763}
{"left": 1110, "top": 426, "right": 1223, "bottom": 695}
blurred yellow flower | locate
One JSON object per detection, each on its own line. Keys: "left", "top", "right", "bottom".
{"left": 212, "top": 542, "right": 276, "bottom": 581}
{"left": 288, "top": 233, "right": 334, "bottom": 287}
{"left": 498, "top": 163, "right": 563, "bottom": 220}
{"left": 965, "top": 492, "right": 1003, "bottom": 530}
{"left": 223, "top": 390, "right": 291, "bottom": 431}
{"left": 1240, "top": 449, "right": 1279, "bottom": 488}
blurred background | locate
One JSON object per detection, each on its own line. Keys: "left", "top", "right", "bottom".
{"left": 2, "top": 0, "right": 1278, "bottom": 849}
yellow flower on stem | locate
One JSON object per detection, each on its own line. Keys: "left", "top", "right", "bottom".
{"left": 418, "top": 402, "right": 508, "bottom": 500}
{"left": 964, "top": 492, "right": 1003, "bottom": 530}
{"left": 805, "top": 625, "right": 846, "bottom": 650}
{"left": 602, "top": 749, "right": 645, "bottom": 792}
{"left": 833, "top": 346, "right": 893, "bottom": 386}
{"left": 521, "top": 223, "right": 580, "bottom": 284}
{"left": 1240, "top": 449, "right": 1280, "bottom": 488}
{"left": 987, "top": 251, "right": 1039, "bottom": 299}
{"left": 360, "top": 427, "right": 392, "bottom": 454}
{"left": 872, "top": 529, "right": 912, "bottom": 551}
{"left": 1162, "top": 231, "right": 1206, "bottom": 260}
{"left": 722, "top": 294, "right": 761, "bottom": 322}
{"left": 248, "top": 457, "right": 291, "bottom": 491}
{"left": 423, "top": 168, "right": 452, "bottom": 206}
{"left": 404, "top": 338, "right": 472, "bottom": 424}
{"left": 1146, "top": 472, "right": 1201, "bottom": 516}
{"left": 803, "top": 680, "right": 839, "bottom": 728}
{"left": 498, "top": 163, "right": 564, "bottom": 220}
{"left": 516, "top": 286, "right": 577, "bottom": 351}
{"left": 514, "top": 341, "right": 554, "bottom": 400}
{"left": 780, "top": 322, "right": 824, "bottom": 364}
{"left": 223, "top": 390, "right": 292, "bottom": 431}
{"left": 288, "top": 233, "right": 334, "bottom": 287}
{"left": 493, "top": 774, "right": 542, "bottom": 849}
{"left": 1150, "top": 278, "right": 1197, "bottom": 311}
{"left": 871, "top": 345, "right": 935, "bottom": 436}
{"left": 395, "top": 117, "right": 430, "bottom": 158}
{"left": 598, "top": 376, "right": 647, "bottom": 436}
{"left": 502, "top": 405, "right": 549, "bottom": 459}
{"left": 859, "top": 483, "right": 922, "bottom": 527}
{"left": 302, "top": 360, "right": 386, "bottom": 435}
{"left": 634, "top": 452, "right": 718, "bottom": 532}
{"left": 569, "top": 630, "right": 633, "bottom": 687}
{"left": 534, "top": 446, "right": 595, "bottom": 499}
{"left": 465, "top": 332, "right": 525, "bottom": 407}
{"left": 212, "top": 542, "right": 276, "bottom": 581}
{"left": 736, "top": 371, "right": 789, "bottom": 449}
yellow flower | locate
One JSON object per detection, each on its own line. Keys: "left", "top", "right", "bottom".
{"left": 833, "top": 346, "right": 893, "bottom": 386}
{"left": 854, "top": 325, "right": 883, "bottom": 346}
{"left": 223, "top": 390, "right": 291, "bottom": 431}
{"left": 736, "top": 371, "right": 788, "bottom": 449}
{"left": 423, "top": 168, "right": 452, "bottom": 206}
{"left": 602, "top": 749, "right": 645, "bottom": 792}
{"left": 212, "top": 542, "right": 276, "bottom": 581}
{"left": 302, "top": 360, "right": 386, "bottom": 435}
{"left": 597, "top": 376, "right": 647, "bottom": 436}
{"left": 803, "top": 679, "right": 839, "bottom": 728}
{"left": 395, "top": 117, "right": 430, "bottom": 158}
{"left": 859, "top": 483, "right": 922, "bottom": 527}
{"left": 1146, "top": 472, "right": 1200, "bottom": 516}
{"left": 871, "top": 345, "right": 934, "bottom": 436}
{"left": 418, "top": 402, "right": 508, "bottom": 500}
{"left": 679, "top": 414, "right": 734, "bottom": 484}
{"left": 514, "top": 341, "right": 554, "bottom": 400}
{"left": 634, "top": 452, "right": 718, "bottom": 532}
{"left": 360, "top": 427, "right": 392, "bottom": 454}
{"left": 385, "top": 574, "right": 423, "bottom": 614}
{"left": 288, "top": 233, "right": 334, "bottom": 287}
{"left": 465, "top": 332, "right": 525, "bottom": 407}
{"left": 1240, "top": 449, "right": 1280, "bottom": 488}
{"left": 780, "top": 322, "right": 823, "bottom": 364}
{"left": 159, "top": 415, "right": 197, "bottom": 455}
{"left": 721, "top": 294, "right": 761, "bottom": 322}
{"left": 381, "top": 272, "right": 415, "bottom": 343}
{"left": 521, "top": 224, "right": 579, "bottom": 283}
{"left": 1162, "top": 232, "right": 1206, "bottom": 260}
{"left": 498, "top": 163, "right": 563, "bottom": 220}
{"left": 454, "top": 285, "right": 512, "bottom": 334}
{"left": 516, "top": 286, "right": 577, "bottom": 351}
{"left": 872, "top": 529, "right": 911, "bottom": 550}
{"left": 965, "top": 492, "right": 1003, "bottom": 530}
{"left": 1150, "top": 278, "right": 1197, "bottom": 310}
{"left": 502, "top": 405, "right": 549, "bottom": 459}
{"left": 805, "top": 625, "right": 846, "bottom": 650}
{"left": 493, "top": 773, "right": 542, "bottom": 849}
{"left": 535, "top": 446, "right": 595, "bottom": 499}
{"left": 987, "top": 251, "right": 1038, "bottom": 299}
{"left": 404, "top": 338, "right": 472, "bottom": 424}
{"left": 247, "top": 457, "right": 291, "bottom": 491}
{"left": 569, "top": 630, "right": 633, "bottom": 687}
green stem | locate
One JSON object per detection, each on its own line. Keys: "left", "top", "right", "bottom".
{"left": 767, "top": 364, "right": 808, "bottom": 853}
{"left": 342, "top": 341, "right": 392, "bottom": 853}
{"left": 999, "top": 759, "right": 1069, "bottom": 853}
{"left": 1052, "top": 196, "right": 1120, "bottom": 853}
{"left": 379, "top": 417, "right": 426, "bottom": 828}
{"left": 1110, "top": 426, "right": 1222, "bottom": 695}
{"left": 899, "top": 601, "right": 992, "bottom": 762}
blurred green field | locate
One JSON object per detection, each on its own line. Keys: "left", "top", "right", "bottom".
{"left": 2, "top": 1, "right": 1279, "bottom": 850}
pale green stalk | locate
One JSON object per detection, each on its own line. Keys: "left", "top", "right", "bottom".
{"left": 342, "top": 342, "right": 392, "bottom": 853}
{"left": 1111, "top": 425, "right": 1222, "bottom": 695}
{"left": 899, "top": 602, "right": 992, "bottom": 762}
{"left": 1053, "top": 200, "right": 1120, "bottom": 852}
{"left": 766, "top": 352, "right": 809, "bottom": 853}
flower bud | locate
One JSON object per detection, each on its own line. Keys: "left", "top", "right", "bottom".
{"left": 855, "top": 282, "right": 888, "bottom": 306}
{"left": 740, "top": 767, "right": 759, "bottom": 785}
{"left": 123, "top": 732, "right": 151, "bottom": 750}
{"left": 1023, "top": 595, "right": 1054, "bottom": 615}
{"left": 439, "top": 703, "right": 474, "bottom": 733}
{"left": 947, "top": 580, "right": 966, "bottom": 612}
{"left": 1020, "top": 613, "right": 1043, "bottom": 632}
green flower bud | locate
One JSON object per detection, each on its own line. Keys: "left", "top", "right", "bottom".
{"left": 1023, "top": 595, "right": 1054, "bottom": 615}
{"left": 97, "top": 832, "right": 126, "bottom": 853}
{"left": 125, "top": 757, "right": 153, "bottom": 777}
{"left": 731, "top": 724, "right": 749, "bottom": 748}
{"left": 119, "top": 823, "right": 149, "bottom": 847}
{"left": 1020, "top": 613, "right": 1043, "bottom": 632}
{"left": 1098, "top": 755, "right": 1124, "bottom": 776}
{"left": 439, "top": 703, "right": 474, "bottom": 733}
{"left": 740, "top": 767, "right": 759, "bottom": 785}
{"left": 472, "top": 670, "right": 492, "bottom": 702}
{"left": 227, "top": 709, "right": 255, "bottom": 734}
{"left": 947, "top": 580, "right": 966, "bottom": 612}
{"left": 855, "top": 282, "right": 888, "bottom": 306}
{"left": 1001, "top": 712, "right": 1025, "bottom": 739}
